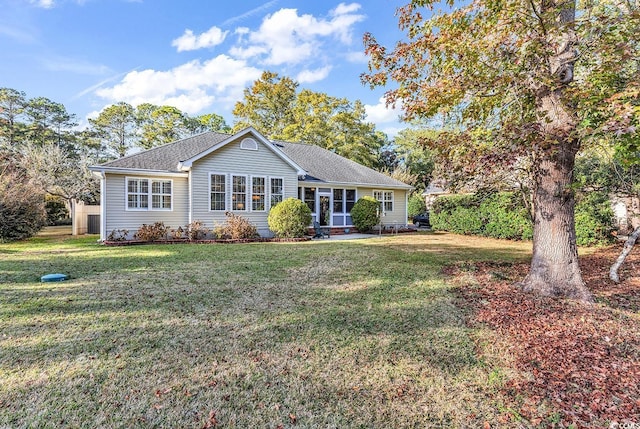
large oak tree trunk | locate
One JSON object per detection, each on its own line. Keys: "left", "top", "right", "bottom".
{"left": 520, "top": 139, "right": 593, "bottom": 303}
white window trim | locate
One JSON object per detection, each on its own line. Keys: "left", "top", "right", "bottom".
{"left": 151, "top": 180, "right": 173, "bottom": 210}
{"left": 346, "top": 188, "right": 357, "bottom": 213}
{"left": 269, "top": 176, "right": 285, "bottom": 209}
{"left": 374, "top": 189, "right": 394, "bottom": 213}
{"left": 384, "top": 191, "right": 394, "bottom": 212}
{"left": 209, "top": 172, "right": 227, "bottom": 212}
{"left": 333, "top": 188, "right": 345, "bottom": 214}
{"left": 250, "top": 175, "right": 267, "bottom": 212}
{"left": 231, "top": 174, "right": 249, "bottom": 212}
{"left": 125, "top": 176, "right": 173, "bottom": 211}
{"left": 240, "top": 137, "right": 258, "bottom": 151}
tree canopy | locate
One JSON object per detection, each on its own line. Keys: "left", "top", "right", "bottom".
{"left": 363, "top": 0, "right": 639, "bottom": 302}
{"left": 233, "top": 71, "right": 388, "bottom": 169}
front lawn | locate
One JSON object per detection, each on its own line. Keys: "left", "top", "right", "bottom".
{"left": 1, "top": 231, "right": 637, "bottom": 427}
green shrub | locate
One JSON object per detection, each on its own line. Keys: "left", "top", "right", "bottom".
{"left": 480, "top": 193, "right": 532, "bottom": 240}
{"left": 407, "top": 193, "right": 427, "bottom": 218}
{"left": 0, "top": 166, "right": 46, "bottom": 242}
{"left": 134, "top": 222, "right": 169, "bottom": 241}
{"left": 215, "top": 212, "right": 259, "bottom": 240}
{"left": 350, "top": 196, "right": 380, "bottom": 232}
{"left": 431, "top": 194, "right": 483, "bottom": 234}
{"left": 267, "top": 197, "right": 312, "bottom": 238}
{"left": 431, "top": 192, "right": 531, "bottom": 240}
{"left": 574, "top": 192, "right": 615, "bottom": 246}
{"left": 431, "top": 191, "right": 614, "bottom": 244}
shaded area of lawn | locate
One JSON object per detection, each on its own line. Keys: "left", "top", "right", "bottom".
{"left": 0, "top": 232, "right": 535, "bottom": 428}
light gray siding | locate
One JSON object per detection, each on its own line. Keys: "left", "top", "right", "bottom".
{"left": 359, "top": 187, "right": 409, "bottom": 226}
{"left": 104, "top": 173, "right": 189, "bottom": 237}
{"left": 190, "top": 137, "right": 299, "bottom": 236}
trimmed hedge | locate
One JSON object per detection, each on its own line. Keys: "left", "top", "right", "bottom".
{"left": 574, "top": 192, "right": 616, "bottom": 246}
{"left": 430, "top": 191, "right": 615, "bottom": 245}
{"left": 407, "top": 193, "right": 427, "bottom": 218}
{"left": 267, "top": 197, "right": 312, "bottom": 238}
{"left": 350, "top": 196, "right": 381, "bottom": 232}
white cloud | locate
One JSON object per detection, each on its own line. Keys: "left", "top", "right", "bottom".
{"left": 365, "top": 97, "right": 403, "bottom": 123}
{"left": 296, "top": 66, "right": 332, "bottom": 83}
{"left": 30, "top": 0, "right": 54, "bottom": 8}
{"left": 95, "top": 55, "right": 262, "bottom": 114}
{"left": 230, "top": 4, "right": 365, "bottom": 66}
{"left": 172, "top": 26, "right": 228, "bottom": 52}
{"left": 332, "top": 2, "right": 361, "bottom": 15}
{"left": 345, "top": 50, "right": 367, "bottom": 64}
{"left": 379, "top": 126, "right": 403, "bottom": 139}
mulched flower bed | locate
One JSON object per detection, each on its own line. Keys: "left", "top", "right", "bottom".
{"left": 104, "top": 237, "right": 311, "bottom": 246}
{"left": 450, "top": 244, "right": 640, "bottom": 427}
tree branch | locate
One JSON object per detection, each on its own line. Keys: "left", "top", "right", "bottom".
{"left": 609, "top": 226, "right": 640, "bottom": 283}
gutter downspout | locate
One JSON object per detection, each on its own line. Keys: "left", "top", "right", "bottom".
{"left": 405, "top": 190, "right": 409, "bottom": 226}
{"left": 93, "top": 170, "right": 107, "bottom": 241}
{"left": 188, "top": 169, "right": 193, "bottom": 225}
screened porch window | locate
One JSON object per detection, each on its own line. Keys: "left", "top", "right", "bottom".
{"left": 304, "top": 187, "right": 316, "bottom": 212}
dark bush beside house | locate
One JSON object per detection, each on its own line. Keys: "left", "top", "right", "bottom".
{"left": 431, "top": 191, "right": 615, "bottom": 245}
{"left": 0, "top": 167, "right": 47, "bottom": 242}
{"left": 45, "top": 196, "right": 70, "bottom": 225}
{"left": 350, "top": 196, "right": 381, "bottom": 232}
{"left": 268, "top": 197, "right": 312, "bottom": 238}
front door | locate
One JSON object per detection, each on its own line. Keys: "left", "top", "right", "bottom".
{"left": 319, "top": 195, "right": 330, "bottom": 226}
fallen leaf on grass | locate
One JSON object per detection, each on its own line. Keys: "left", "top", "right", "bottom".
{"left": 202, "top": 410, "right": 218, "bottom": 428}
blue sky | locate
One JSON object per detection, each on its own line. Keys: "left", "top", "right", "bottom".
{"left": 0, "top": 0, "right": 410, "bottom": 137}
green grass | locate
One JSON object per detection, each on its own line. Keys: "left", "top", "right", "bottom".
{"left": 0, "top": 231, "right": 531, "bottom": 428}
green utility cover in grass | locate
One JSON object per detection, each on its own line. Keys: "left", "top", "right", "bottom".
{"left": 41, "top": 273, "right": 68, "bottom": 282}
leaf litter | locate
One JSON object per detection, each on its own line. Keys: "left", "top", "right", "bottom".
{"left": 451, "top": 244, "right": 640, "bottom": 427}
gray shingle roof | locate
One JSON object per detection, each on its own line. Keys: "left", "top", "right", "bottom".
{"left": 99, "top": 132, "right": 230, "bottom": 172}
{"left": 95, "top": 131, "right": 411, "bottom": 189}
{"left": 275, "top": 141, "right": 410, "bottom": 188}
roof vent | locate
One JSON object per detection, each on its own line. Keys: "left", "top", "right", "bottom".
{"left": 240, "top": 138, "right": 258, "bottom": 151}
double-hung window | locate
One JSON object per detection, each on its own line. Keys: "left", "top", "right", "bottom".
{"left": 127, "top": 178, "right": 172, "bottom": 210}
{"left": 152, "top": 181, "right": 172, "bottom": 209}
{"left": 210, "top": 174, "right": 226, "bottom": 211}
{"left": 270, "top": 178, "right": 284, "bottom": 207}
{"left": 127, "top": 178, "right": 148, "bottom": 209}
{"left": 252, "top": 177, "right": 266, "bottom": 211}
{"left": 231, "top": 175, "right": 247, "bottom": 211}
{"left": 210, "top": 173, "right": 285, "bottom": 212}
{"left": 374, "top": 190, "right": 394, "bottom": 212}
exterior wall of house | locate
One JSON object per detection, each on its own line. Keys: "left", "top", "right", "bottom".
{"left": 190, "top": 137, "right": 299, "bottom": 236}
{"left": 358, "top": 187, "right": 409, "bottom": 226}
{"left": 103, "top": 173, "right": 189, "bottom": 238}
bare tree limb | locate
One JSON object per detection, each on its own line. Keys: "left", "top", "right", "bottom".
{"left": 609, "top": 226, "right": 640, "bottom": 283}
